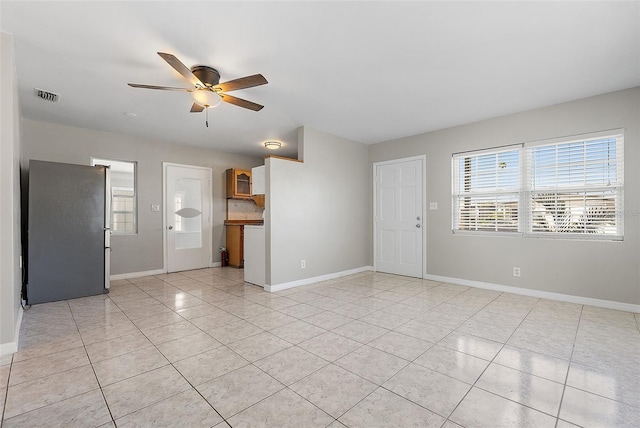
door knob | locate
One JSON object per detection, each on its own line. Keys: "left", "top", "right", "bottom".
{"left": 168, "top": 225, "right": 173, "bottom": 230}
{"left": 416, "top": 224, "right": 421, "bottom": 228}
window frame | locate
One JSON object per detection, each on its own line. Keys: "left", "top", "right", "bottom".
{"left": 523, "top": 130, "right": 624, "bottom": 241}
{"left": 91, "top": 158, "right": 138, "bottom": 235}
{"left": 451, "top": 145, "right": 523, "bottom": 237}
{"left": 451, "top": 129, "right": 624, "bottom": 241}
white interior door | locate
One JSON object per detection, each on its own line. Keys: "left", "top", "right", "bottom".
{"left": 165, "top": 163, "right": 212, "bottom": 272}
{"left": 375, "top": 158, "right": 424, "bottom": 278}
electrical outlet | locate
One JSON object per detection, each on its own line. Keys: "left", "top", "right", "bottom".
{"left": 301, "top": 260, "right": 306, "bottom": 269}
{"left": 151, "top": 204, "right": 160, "bottom": 212}
{"left": 429, "top": 202, "right": 438, "bottom": 210}
{"left": 513, "top": 267, "right": 521, "bottom": 277}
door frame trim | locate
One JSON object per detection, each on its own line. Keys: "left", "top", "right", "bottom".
{"left": 162, "top": 162, "right": 213, "bottom": 273}
{"left": 372, "top": 155, "right": 427, "bottom": 278}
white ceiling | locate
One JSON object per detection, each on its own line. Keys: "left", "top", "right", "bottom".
{"left": 2, "top": 1, "right": 638, "bottom": 158}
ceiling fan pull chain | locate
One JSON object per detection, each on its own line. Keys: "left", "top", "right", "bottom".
{"left": 206, "top": 107, "right": 209, "bottom": 128}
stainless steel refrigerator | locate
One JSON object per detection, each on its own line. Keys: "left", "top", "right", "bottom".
{"left": 27, "top": 160, "right": 110, "bottom": 304}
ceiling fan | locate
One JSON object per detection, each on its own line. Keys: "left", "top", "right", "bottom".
{"left": 128, "top": 52, "right": 267, "bottom": 126}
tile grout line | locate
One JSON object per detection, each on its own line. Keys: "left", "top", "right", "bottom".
{"left": 332, "top": 285, "right": 507, "bottom": 425}
{"left": 3, "top": 272, "right": 334, "bottom": 426}
{"left": 220, "top": 359, "right": 337, "bottom": 425}
{"left": 128, "top": 270, "right": 260, "bottom": 425}
{"left": 68, "top": 296, "right": 118, "bottom": 426}
{"left": 449, "top": 299, "right": 586, "bottom": 424}
{"left": 106, "top": 277, "right": 188, "bottom": 421}
{"left": 275, "top": 281, "right": 443, "bottom": 423}
{"left": 229, "top": 276, "right": 419, "bottom": 425}
{"left": 295, "top": 277, "right": 508, "bottom": 424}
{"left": 1, "top": 354, "right": 14, "bottom": 424}
{"left": 109, "top": 275, "right": 231, "bottom": 425}
{"left": 8, "top": 270, "right": 638, "bottom": 427}
{"left": 2, "top": 300, "right": 114, "bottom": 424}
{"left": 115, "top": 270, "right": 315, "bottom": 426}
{"left": 171, "top": 270, "right": 341, "bottom": 426}
{"left": 553, "top": 304, "right": 585, "bottom": 428}
{"left": 441, "top": 291, "right": 536, "bottom": 425}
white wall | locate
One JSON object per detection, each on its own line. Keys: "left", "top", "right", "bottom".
{"left": 370, "top": 88, "right": 640, "bottom": 305}
{"left": 0, "top": 32, "right": 23, "bottom": 355}
{"left": 21, "top": 119, "right": 263, "bottom": 275}
{"left": 266, "top": 127, "right": 370, "bottom": 287}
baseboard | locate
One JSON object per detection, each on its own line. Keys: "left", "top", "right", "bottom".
{"left": 0, "top": 341, "right": 16, "bottom": 357}
{"left": 266, "top": 266, "right": 374, "bottom": 292}
{"left": 110, "top": 269, "right": 164, "bottom": 281}
{"left": 424, "top": 274, "right": 640, "bottom": 313}
{"left": 211, "top": 262, "right": 222, "bottom": 268}
{"left": 15, "top": 305, "right": 23, "bottom": 347}
{"left": 0, "top": 306, "right": 23, "bottom": 357}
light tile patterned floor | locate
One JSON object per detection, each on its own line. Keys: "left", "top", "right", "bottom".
{"left": 1, "top": 268, "right": 639, "bottom": 427}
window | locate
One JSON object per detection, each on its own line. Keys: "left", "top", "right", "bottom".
{"left": 452, "top": 147, "right": 521, "bottom": 233}
{"left": 452, "top": 130, "right": 624, "bottom": 240}
{"left": 92, "top": 158, "right": 137, "bottom": 234}
{"left": 525, "top": 132, "right": 624, "bottom": 239}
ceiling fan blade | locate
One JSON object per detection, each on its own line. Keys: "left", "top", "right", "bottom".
{"left": 128, "top": 83, "right": 192, "bottom": 91}
{"left": 220, "top": 94, "right": 264, "bottom": 111}
{"left": 190, "top": 102, "right": 205, "bottom": 113}
{"left": 157, "top": 52, "right": 204, "bottom": 88}
{"left": 214, "top": 74, "right": 268, "bottom": 92}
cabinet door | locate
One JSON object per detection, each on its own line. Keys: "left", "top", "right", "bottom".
{"left": 225, "top": 169, "right": 252, "bottom": 198}
{"left": 235, "top": 170, "right": 251, "bottom": 197}
{"left": 225, "top": 169, "right": 235, "bottom": 198}
{"left": 226, "top": 225, "right": 244, "bottom": 268}
{"left": 251, "top": 165, "right": 265, "bottom": 195}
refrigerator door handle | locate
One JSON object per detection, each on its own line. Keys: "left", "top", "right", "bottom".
{"left": 104, "top": 246, "right": 111, "bottom": 290}
{"left": 104, "top": 165, "right": 111, "bottom": 290}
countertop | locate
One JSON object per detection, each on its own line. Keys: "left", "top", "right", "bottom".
{"left": 224, "top": 220, "right": 264, "bottom": 225}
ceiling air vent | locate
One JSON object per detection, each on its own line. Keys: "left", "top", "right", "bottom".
{"left": 34, "top": 88, "right": 60, "bottom": 103}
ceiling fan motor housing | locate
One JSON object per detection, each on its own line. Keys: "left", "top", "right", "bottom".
{"left": 191, "top": 66, "right": 221, "bottom": 87}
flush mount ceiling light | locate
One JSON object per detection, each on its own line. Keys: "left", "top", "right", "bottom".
{"left": 264, "top": 141, "right": 282, "bottom": 150}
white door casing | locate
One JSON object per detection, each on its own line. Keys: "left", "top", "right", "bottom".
{"left": 164, "top": 163, "right": 212, "bottom": 272}
{"left": 374, "top": 157, "right": 424, "bottom": 278}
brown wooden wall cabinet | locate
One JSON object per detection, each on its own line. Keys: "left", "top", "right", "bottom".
{"left": 226, "top": 169, "right": 252, "bottom": 198}
{"left": 225, "top": 224, "right": 244, "bottom": 268}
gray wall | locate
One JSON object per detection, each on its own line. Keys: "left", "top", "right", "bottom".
{"left": 0, "top": 32, "right": 23, "bottom": 353}
{"left": 370, "top": 87, "right": 640, "bottom": 305}
{"left": 267, "top": 127, "right": 370, "bottom": 285}
{"left": 22, "top": 119, "right": 263, "bottom": 275}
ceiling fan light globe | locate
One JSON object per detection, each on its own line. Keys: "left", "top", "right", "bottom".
{"left": 192, "top": 90, "right": 222, "bottom": 108}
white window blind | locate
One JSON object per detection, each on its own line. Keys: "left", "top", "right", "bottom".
{"left": 524, "top": 133, "right": 624, "bottom": 239}
{"left": 452, "top": 147, "right": 521, "bottom": 233}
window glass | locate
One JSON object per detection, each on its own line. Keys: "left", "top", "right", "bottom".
{"left": 92, "top": 158, "right": 137, "bottom": 234}
{"left": 525, "top": 134, "right": 623, "bottom": 238}
{"left": 452, "top": 147, "right": 521, "bottom": 233}
{"left": 452, "top": 131, "right": 623, "bottom": 240}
